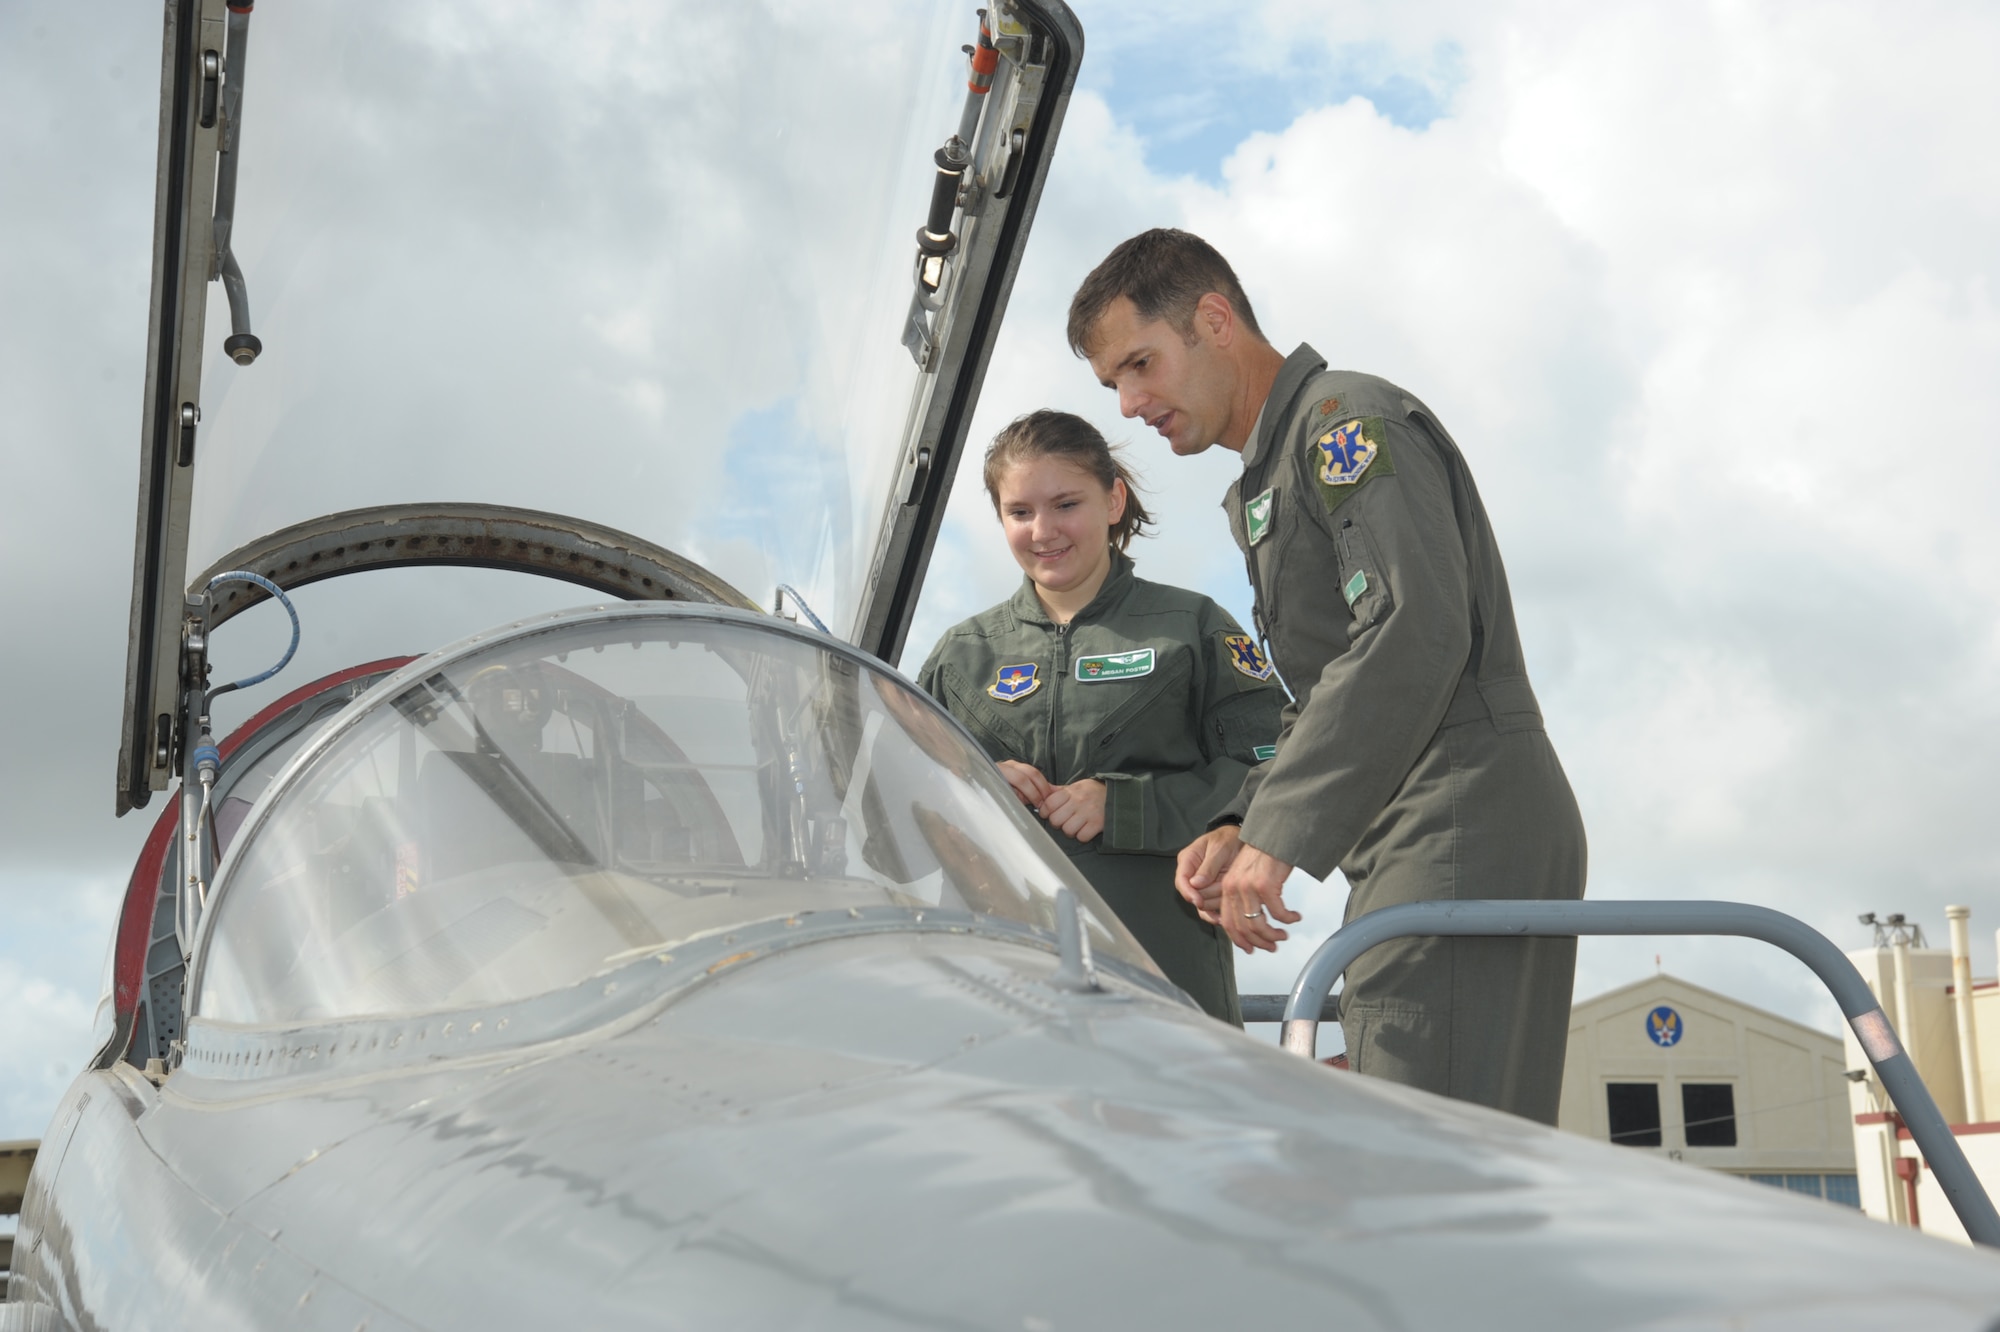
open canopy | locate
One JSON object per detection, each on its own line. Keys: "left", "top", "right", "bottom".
{"left": 119, "top": 0, "right": 1082, "bottom": 813}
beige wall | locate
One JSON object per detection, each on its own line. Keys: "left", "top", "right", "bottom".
{"left": 1560, "top": 974, "right": 1855, "bottom": 1176}
{"left": 1844, "top": 947, "right": 1965, "bottom": 1125}
{"left": 1969, "top": 969, "right": 2000, "bottom": 1118}
{"left": 1869, "top": 1123, "right": 2000, "bottom": 1246}
{"left": 1847, "top": 938, "right": 2000, "bottom": 1243}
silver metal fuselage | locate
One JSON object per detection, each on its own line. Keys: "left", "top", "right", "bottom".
{"left": 21, "top": 910, "right": 2000, "bottom": 1328}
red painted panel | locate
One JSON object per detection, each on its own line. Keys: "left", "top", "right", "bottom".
{"left": 107, "top": 657, "right": 418, "bottom": 1044}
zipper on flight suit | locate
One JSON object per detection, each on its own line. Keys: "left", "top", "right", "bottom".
{"left": 1242, "top": 460, "right": 1291, "bottom": 698}
{"left": 1049, "top": 622, "right": 1071, "bottom": 781}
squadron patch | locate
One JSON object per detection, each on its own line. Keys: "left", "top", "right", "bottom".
{"left": 1245, "top": 488, "right": 1274, "bottom": 547}
{"left": 1252, "top": 744, "right": 1278, "bottom": 761}
{"left": 988, "top": 662, "right": 1041, "bottom": 702}
{"left": 1311, "top": 416, "right": 1395, "bottom": 513}
{"left": 1316, "top": 419, "right": 1377, "bottom": 485}
{"left": 1343, "top": 570, "right": 1369, "bottom": 607}
{"left": 1075, "top": 647, "right": 1155, "bottom": 681}
{"left": 1223, "top": 633, "right": 1274, "bottom": 681}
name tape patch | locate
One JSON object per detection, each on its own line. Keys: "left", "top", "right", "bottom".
{"left": 1075, "top": 647, "right": 1155, "bottom": 682}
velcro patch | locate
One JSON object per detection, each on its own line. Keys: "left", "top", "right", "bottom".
{"left": 988, "top": 662, "right": 1041, "bottom": 702}
{"left": 1343, "top": 570, "right": 1369, "bottom": 606}
{"left": 1252, "top": 744, "right": 1277, "bottom": 761}
{"left": 1245, "top": 488, "right": 1274, "bottom": 547}
{"left": 1311, "top": 416, "right": 1394, "bottom": 512}
{"left": 1075, "top": 647, "right": 1154, "bottom": 682}
{"left": 1222, "top": 633, "right": 1273, "bottom": 681}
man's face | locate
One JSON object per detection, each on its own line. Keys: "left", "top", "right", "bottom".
{"left": 1084, "top": 296, "right": 1233, "bottom": 457}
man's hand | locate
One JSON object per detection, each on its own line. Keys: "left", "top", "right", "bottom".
{"left": 1039, "top": 779, "right": 1106, "bottom": 842}
{"left": 1216, "top": 840, "right": 1300, "bottom": 952}
{"left": 1176, "top": 826, "right": 1300, "bottom": 952}
{"left": 1175, "top": 826, "right": 1243, "bottom": 921}
{"left": 996, "top": 760, "right": 1055, "bottom": 809}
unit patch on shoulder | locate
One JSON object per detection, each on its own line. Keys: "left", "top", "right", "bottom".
{"left": 1245, "top": 488, "right": 1274, "bottom": 547}
{"left": 1075, "top": 647, "right": 1154, "bottom": 682}
{"left": 1223, "top": 633, "right": 1273, "bottom": 681}
{"left": 1311, "top": 416, "right": 1395, "bottom": 512}
{"left": 988, "top": 662, "right": 1041, "bottom": 702}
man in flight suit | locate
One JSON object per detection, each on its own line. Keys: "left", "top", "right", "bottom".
{"left": 1067, "top": 229, "right": 1586, "bottom": 1123}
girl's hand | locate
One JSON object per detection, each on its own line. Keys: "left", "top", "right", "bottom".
{"left": 996, "top": 760, "right": 1056, "bottom": 809}
{"left": 1040, "top": 779, "right": 1106, "bottom": 843}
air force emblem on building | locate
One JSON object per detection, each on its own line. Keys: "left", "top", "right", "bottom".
{"left": 1316, "top": 419, "right": 1378, "bottom": 487}
{"left": 1646, "top": 1005, "right": 1683, "bottom": 1047}
{"left": 987, "top": 662, "right": 1041, "bottom": 702}
{"left": 1223, "top": 633, "right": 1273, "bottom": 681}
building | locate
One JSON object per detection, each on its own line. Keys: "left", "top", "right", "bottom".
{"left": 1559, "top": 973, "right": 1859, "bottom": 1204}
{"left": 1845, "top": 906, "right": 2000, "bottom": 1244}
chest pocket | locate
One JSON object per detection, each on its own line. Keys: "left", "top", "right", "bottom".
{"left": 1079, "top": 648, "right": 1194, "bottom": 771}
{"left": 935, "top": 663, "right": 1039, "bottom": 763}
{"left": 1254, "top": 475, "right": 1356, "bottom": 678}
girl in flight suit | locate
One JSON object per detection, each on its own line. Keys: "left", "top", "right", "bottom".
{"left": 916, "top": 411, "right": 1284, "bottom": 1022}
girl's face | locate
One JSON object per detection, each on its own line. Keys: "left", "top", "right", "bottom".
{"left": 994, "top": 455, "right": 1125, "bottom": 601}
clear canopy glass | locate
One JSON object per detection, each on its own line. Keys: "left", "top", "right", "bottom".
{"left": 196, "top": 612, "right": 1156, "bottom": 1024}
{"left": 188, "top": 1, "right": 971, "bottom": 632}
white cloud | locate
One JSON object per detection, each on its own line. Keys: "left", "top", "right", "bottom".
{"left": 0, "top": 873, "right": 120, "bottom": 1140}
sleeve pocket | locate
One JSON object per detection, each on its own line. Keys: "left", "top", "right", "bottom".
{"left": 1335, "top": 517, "right": 1395, "bottom": 635}
{"left": 1211, "top": 691, "right": 1281, "bottom": 763}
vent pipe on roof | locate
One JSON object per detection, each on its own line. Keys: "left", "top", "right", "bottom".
{"left": 1948, "top": 905, "right": 1984, "bottom": 1123}
{"left": 1892, "top": 929, "right": 1918, "bottom": 1095}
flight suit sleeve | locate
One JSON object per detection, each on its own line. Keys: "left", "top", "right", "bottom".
{"left": 914, "top": 643, "right": 946, "bottom": 701}
{"left": 1096, "top": 605, "right": 1285, "bottom": 855}
{"left": 1212, "top": 691, "right": 1298, "bottom": 827}
{"left": 1236, "top": 416, "right": 1472, "bottom": 878}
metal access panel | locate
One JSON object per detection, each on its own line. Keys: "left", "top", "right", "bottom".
{"left": 849, "top": 1, "right": 1084, "bottom": 666}
{"left": 117, "top": 0, "right": 232, "bottom": 816}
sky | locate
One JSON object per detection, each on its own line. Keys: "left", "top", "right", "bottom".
{"left": 4, "top": 0, "right": 1999, "bottom": 1139}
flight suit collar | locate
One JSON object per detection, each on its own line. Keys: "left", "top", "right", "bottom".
{"left": 1007, "top": 548, "right": 1136, "bottom": 628}
{"left": 1240, "top": 343, "right": 1329, "bottom": 470}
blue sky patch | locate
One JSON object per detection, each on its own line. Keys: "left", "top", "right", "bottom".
{"left": 1084, "top": 34, "right": 1465, "bottom": 183}
{"left": 715, "top": 396, "right": 851, "bottom": 609}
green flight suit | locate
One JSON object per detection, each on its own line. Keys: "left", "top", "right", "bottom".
{"left": 917, "top": 551, "right": 1285, "bottom": 1023}
{"left": 1218, "top": 344, "right": 1586, "bottom": 1125}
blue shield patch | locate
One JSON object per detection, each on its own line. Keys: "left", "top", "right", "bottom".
{"left": 1316, "top": 419, "right": 1378, "bottom": 487}
{"left": 987, "top": 662, "right": 1041, "bottom": 703}
{"left": 1223, "top": 633, "right": 1273, "bottom": 681}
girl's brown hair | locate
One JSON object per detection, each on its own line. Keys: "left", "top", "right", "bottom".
{"left": 981, "top": 410, "right": 1154, "bottom": 551}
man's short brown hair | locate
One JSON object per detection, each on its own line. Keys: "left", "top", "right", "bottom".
{"left": 1066, "top": 228, "right": 1264, "bottom": 357}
